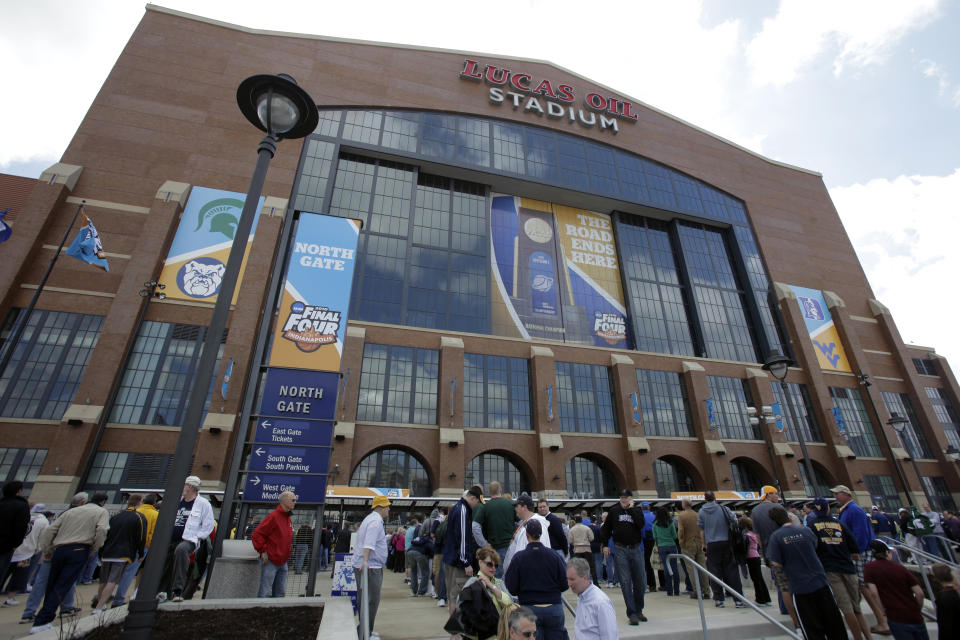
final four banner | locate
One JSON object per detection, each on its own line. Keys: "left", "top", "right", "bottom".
{"left": 158, "top": 186, "right": 265, "bottom": 304}
{"left": 490, "top": 194, "right": 629, "bottom": 348}
{"left": 786, "top": 284, "right": 852, "bottom": 373}
{"left": 267, "top": 213, "right": 361, "bottom": 373}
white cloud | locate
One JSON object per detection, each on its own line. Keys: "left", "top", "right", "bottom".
{"left": 920, "top": 59, "right": 960, "bottom": 107}
{"left": 747, "top": 0, "right": 942, "bottom": 87}
{"left": 829, "top": 169, "right": 960, "bottom": 366}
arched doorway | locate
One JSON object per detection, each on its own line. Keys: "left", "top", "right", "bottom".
{"left": 350, "top": 447, "right": 432, "bottom": 496}
{"left": 797, "top": 460, "right": 833, "bottom": 498}
{"left": 465, "top": 452, "right": 531, "bottom": 496}
{"left": 654, "top": 456, "right": 696, "bottom": 498}
{"left": 729, "top": 457, "right": 770, "bottom": 494}
{"left": 566, "top": 455, "right": 617, "bottom": 499}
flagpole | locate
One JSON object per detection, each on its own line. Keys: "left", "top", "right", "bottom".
{"left": 0, "top": 200, "right": 85, "bottom": 379}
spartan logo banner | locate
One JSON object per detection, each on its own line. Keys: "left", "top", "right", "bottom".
{"left": 158, "top": 186, "right": 265, "bottom": 303}
{"left": 267, "top": 213, "right": 361, "bottom": 373}
{"left": 787, "top": 284, "right": 852, "bottom": 373}
{"left": 490, "top": 194, "right": 629, "bottom": 348}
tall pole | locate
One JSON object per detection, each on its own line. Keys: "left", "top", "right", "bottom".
{"left": 121, "top": 135, "right": 277, "bottom": 640}
{"left": 0, "top": 201, "right": 85, "bottom": 378}
{"left": 892, "top": 416, "right": 938, "bottom": 510}
{"left": 859, "top": 371, "right": 914, "bottom": 508}
{"left": 779, "top": 380, "right": 818, "bottom": 498}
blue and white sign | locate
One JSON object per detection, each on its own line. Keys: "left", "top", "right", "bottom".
{"left": 259, "top": 368, "right": 339, "bottom": 421}
{"left": 248, "top": 445, "right": 331, "bottom": 475}
{"left": 253, "top": 418, "right": 334, "bottom": 446}
{"left": 243, "top": 473, "right": 328, "bottom": 503}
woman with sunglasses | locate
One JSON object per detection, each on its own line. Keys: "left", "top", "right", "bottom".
{"left": 460, "top": 546, "right": 515, "bottom": 639}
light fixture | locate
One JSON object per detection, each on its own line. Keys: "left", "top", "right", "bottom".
{"left": 552, "top": 474, "right": 561, "bottom": 481}
{"left": 449, "top": 472, "right": 457, "bottom": 479}
{"left": 124, "top": 73, "right": 318, "bottom": 639}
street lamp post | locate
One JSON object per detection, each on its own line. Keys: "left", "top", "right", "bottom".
{"left": 858, "top": 371, "right": 914, "bottom": 507}
{"left": 762, "top": 350, "right": 818, "bottom": 498}
{"left": 121, "top": 74, "right": 317, "bottom": 639}
{"left": 888, "top": 413, "right": 937, "bottom": 510}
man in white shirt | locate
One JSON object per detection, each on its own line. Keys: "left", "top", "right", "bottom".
{"left": 503, "top": 493, "right": 551, "bottom": 573}
{"left": 169, "top": 475, "right": 214, "bottom": 602}
{"left": 352, "top": 495, "right": 390, "bottom": 640}
{"left": 567, "top": 557, "right": 618, "bottom": 640}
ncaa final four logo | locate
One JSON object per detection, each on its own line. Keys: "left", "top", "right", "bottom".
{"left": 280, "top": 302, "right": 342, "bottom": 353}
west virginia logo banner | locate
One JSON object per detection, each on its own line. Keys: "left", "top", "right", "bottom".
{"left": 267, "top": 213, "right": 361, "bottom": 373}
{"left": 787, "top": 284, "right": 851, "bottom": 373}
{"left": 158, "top": 186, "right": 265, "bottom": 303}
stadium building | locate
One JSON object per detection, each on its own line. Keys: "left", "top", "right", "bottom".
{"left": 2, "top": 4, "right": 959, "bottom": 515}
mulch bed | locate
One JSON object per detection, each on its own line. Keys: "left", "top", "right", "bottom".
{"left": 80, "top": 605, "right": 324, "bottom": 639}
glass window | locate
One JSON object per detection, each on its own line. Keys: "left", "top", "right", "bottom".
{"left": 920, "top": 476, "right": 957, "bottom": 512}
{"left": 0, "top": 447, "right": 48, "bottom": 493}
{"left": 109, "top": 321, "right": 224, "bottom": 427}
{"left": 707, "top": 376, "right": 760, "bottom": 440}
{"left": 881, "top": 392, "right": 934, "bottom": 459}
{"left": 555, "top": 362, "right": 618, "bottom": 434}
{"left": 565, "top": 456, "right": 616, "bottom": 498}
{"left": 770, "top": 381, "right": 823, "bottom": 443}
{"left": 292, "top": 139, "right": 336, "bottom": 214}
{"left": 677, "top": 223, "right": 757, "bottom": 362}
{"left": 82, "top": 451, "right": 171, "bottom": 504}
{"left": 797, "top": 462, "right": 831, "bottom": 498}
{"left": 465, "top": 453, "right": 529, "bottom": 496}
{"left": 635, "top": 369, "right": 693, "bottom": 437}
{"left": 729, "top": 459, "right": 762, "bottom": 494}
{"left": 654, "top": 458, "right": 695, "bottom": 498}
{"left": 616, "top": 217, "right": 694, "bottom": 356}
{"left": 349, "top": 448, "right": 431, "bottom": 496}
{"left": 356, "top": 344, "right": 438, "bottom": 425}
{"left": 342, "top": 110, "right": 382, "bottom": 145}
{"left": 313, "top": 109, "right": 343, "bottom": 137}
{"left": 463, "top": 354, "right": 531, "bottom": 430}
{"left": 381, "top": 112, "right": 420, "bottom": 153}
{"left": 829, "top": 387, "right": 883, "bottom": 457}
{"left": 0, "top": 308, "right": 104, "bottom": 420}
{"left": 913, "top": 358, "right": 937, "bottom": 376}
{"left": 863, "top": 474, "right": 902, "bottom": 511}
{"left": 492, "top": 122, "right": 525, "bottom": 175}
{"left": 925, "top": 387, "right": 960, "bottom": 451}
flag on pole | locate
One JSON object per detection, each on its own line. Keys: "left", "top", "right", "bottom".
{"left": 65, "top": 216, "right": 109, "bottom": 271}
{"left": 0, "top": 209, "right": 11, "bottom": 243}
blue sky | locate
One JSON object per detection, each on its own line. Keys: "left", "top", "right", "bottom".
{"left": 2, "top": 0, "right": 958, "bottom": 366}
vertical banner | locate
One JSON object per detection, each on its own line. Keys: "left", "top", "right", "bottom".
{"left": 831, "top": 406, "right": 847, "bottom": 439}
{"left": 705, "top": 397, "right": 716, "bottom": 431}
{"left": 243, "top": 213, "right": 361, "bottom": 505}
{"left": 631, "top": 392, "right": 643, "bottom": 428}
{"left": 771, "top": 401, "right": 785, "bottom": 433}
{"left": 267, "top": 214, "right": 361, "bottom": 372}
{"left": 158, "top": 186, "right": 265, "bottom": 304}
{"left": 786, "top": 284, "right": 852, "bottom": 373}
{"left": 490, "top": 194, "right": 629, "bottom": 348}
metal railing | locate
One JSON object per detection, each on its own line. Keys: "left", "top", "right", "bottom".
{"left": 877, "top": 536, "right": 954, "bottom": 621}
{"left": 667, "top": 553, "right": 802, "bottom": 640}
{"left": 922, "top": 534, "right": 960, "bottom": 563}
{"left": 359, "top": 565, "right": 370, "bottom": 640}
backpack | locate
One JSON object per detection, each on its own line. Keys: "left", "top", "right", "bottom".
{"left": 434, "top": 517, "right": 449, "bottom": 547}
{"left": 411, "top": 525, "right": 428, "bottom": 547}
{"left": 727, "top": 508, "right": 747, "bottom": 560}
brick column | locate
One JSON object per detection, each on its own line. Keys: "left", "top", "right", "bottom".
{"left": 436, "top": 336, "right": 465, "bottom": 497}
{"left": 683, "top": 361, "right": 723, "bottom": 491}
{"left": 530, "top": 345, "right": 557, "bottom": 496}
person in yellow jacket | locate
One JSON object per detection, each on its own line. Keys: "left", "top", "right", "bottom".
{"left": 109, "top": 493, "right": 160, "bottom": 607}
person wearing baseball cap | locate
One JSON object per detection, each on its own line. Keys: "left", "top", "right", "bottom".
{"left": 750, "top": 483, "right": 800, "bottom": 627}
{"left": 165, "top": 475, "right": 214, "bottom": 602}
{"left": 353, "top": 494, "right": 391, "bottom": 639}
{"left": 831, "top": 484, "right": 890, "bottom": 635}
{"left": 503, "top": 493, "right": 552, "bottom": 574}
{"left": 863, "top": 539, "right": 926, "bottom": 638}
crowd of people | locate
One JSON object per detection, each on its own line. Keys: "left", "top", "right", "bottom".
{"left": 350, "top": 482, "right": 959, "bottom": 640}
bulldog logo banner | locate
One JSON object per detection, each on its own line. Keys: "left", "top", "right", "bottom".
{"left": 267, "top": 213, "right": 361, "bottom": 372}
{"left": 158, "top": 186, "right": 264, "bottom": 303}
{"left": 490, "top": 194, "right": 629, "bottom": 348}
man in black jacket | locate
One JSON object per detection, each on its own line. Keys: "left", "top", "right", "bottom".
{"left": 600, "top": 489, "right": 649, "bottom": 624}
{"left": 91, "top": 494, "right": 147, "bottom": 615}
{"left": 504, "top": 519, "right": 569, "bottom": 640}
{"left": 537, "top": 498, "right": 567, "bottom": 560}
{"left": 0, "top": 481, "right": 31, "bottom": 590}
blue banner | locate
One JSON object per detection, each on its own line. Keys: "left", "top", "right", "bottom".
{"left": 243, "top": 473, "right": 327, "bottom": 503}
{"left": 253, "top": 418, "right": 335, "bottom": 447}
{"left": 771, "top": 401, "right": 785, "bottom": 433}
{"left": 631, "top": 392, "right": 643, "bottom": 427}
{"left": 65, "top": 217, "right": 108, "bottom": 271}
{"left": 259, "top": 368, "right": 340, "bottom": 421}
{"left": 831, "top": 406, "right": 847, "bottom": 438}
{"left": 705, "top": 397, "right": 716, "bottom": 431}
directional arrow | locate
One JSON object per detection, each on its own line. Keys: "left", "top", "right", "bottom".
{"left": 261, "top": 419, "right": 272, "bottom": 429}
{"left": 255, "top": 447, "right": 265, "bottom": 456}
{"left": 251, "top": 476, "right": 261, "bottom": 486}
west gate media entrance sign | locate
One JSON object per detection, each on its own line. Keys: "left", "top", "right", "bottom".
{"left": 242, "top": 213, "right": 361, "bottom": 504}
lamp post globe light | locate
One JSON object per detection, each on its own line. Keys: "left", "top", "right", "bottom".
{"left": 888, "top": 413, "right": 934, "bottom": 510}
{"left": 761, "top": 350, "right": 818, "bottom": 499}
{"left": 121, "top": 74, "right": 317, "bottom": 640}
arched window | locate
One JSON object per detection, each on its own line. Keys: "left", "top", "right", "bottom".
{"left": 797, "top": 461, "right": 832, "bottom": 498}
{"left": 729, "top": 458, "right": 763, "bottom": 494}
{"left": 465, "top": 453, "right": 529, "bottom": 496}
{"left": 350, "top": 448, "right": 431, "bottom": 496}
{"left": 654, "top": 457, "right": 695, "bottom": 498}
{"left": 566, "top": 456, "right": 617, "bottom": 499}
